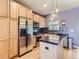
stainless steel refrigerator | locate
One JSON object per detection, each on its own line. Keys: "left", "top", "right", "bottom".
{"left": 18, "top": 16, "right": 33, "bottom": 57}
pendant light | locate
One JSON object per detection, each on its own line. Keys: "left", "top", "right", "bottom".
{"left": 43, "top": 0, "right": 47, "bottom": 8}
{"left": 51, "top": 0, "right": 59, "bottom": 21}
{"left": 50, "top": 0, "right": 54, "bottom": 21}
{"left": 55, "top": 0, "right": 59, "bottom": 13}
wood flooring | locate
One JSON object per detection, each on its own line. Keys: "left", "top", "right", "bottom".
{"left": 13, "top": 47, "right": 79, "bottom": 59}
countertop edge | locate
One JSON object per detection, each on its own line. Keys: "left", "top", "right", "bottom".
{"left": 39, "top": 40, "right": 59, "bottom": 45}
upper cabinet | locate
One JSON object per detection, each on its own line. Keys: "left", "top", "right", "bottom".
{"left": 10, "top": 1, "right": 18, "bottom": 19}
{"left": 33, "top": 13, "right": 39, "bottom": 22}
{"left": 39, "top": 16, "right": 46, "bottom": 28}
{"left": 33, "top": 13, "right": 46, "bottom": 27}
{"left": 0, "top": 0, "right": 9, "bottom": 18}
{"left": 18, "top": 4, "right": 27, "bottom": 17}
{"left": 26, "top": 8, "right": 33, "bottom": 19}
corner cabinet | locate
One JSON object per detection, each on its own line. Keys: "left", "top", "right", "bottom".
{"left": 0, "top": 17, "right": 9, "bottom": 59}
{"left": 10, "top": 1, "right": 18, "bottom": 19}
{"left": 9, "top": 19, "right": 18, "bottom": 58}
{"left": 0, "top": 0, "right": 9, "bottom": 17}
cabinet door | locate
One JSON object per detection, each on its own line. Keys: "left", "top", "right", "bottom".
{"left": 33, "top": 14, "right": 37, "bottom": 22}
{"left": 0, "top": 18, "right": 7, "bottom": 39}
{"left": 9, "top": 38, "right": 18, "bottom": 58}
{"left": 33, "top": 14, "right": 39, "bottom": 22}
{"left": 39, "top": 16, "right": 43, "bottom": 28}
{"left": 0, "top": 18, "right": 8, "bottom": 59}
{"left": 39, "top": 16, "right": 45, "bottom": 28}
{"left": 10, "top": 19, "right": 18, "bottom": 39}
{"left": 32, "top": 36, "right": 36, "bottom": 47}
{"left": 0, "top": 39, "right": 8, "bottom": 59}
{"left": 27, "top": 8, "right": 33, "bottom": 19}
{"left": 0, "top": 0, "right": 9, "bottom": 17}
{"left": 9, "top": 19, "right": 18, "bottom": 58}
{"left": 10, "top": 1, "right": 18, "bottom": 19}
{"left": 42, "top": 17, "right": 46, "bottom": 27}
{"left": 19, "top": 5, "right": 26, "bottom": 17}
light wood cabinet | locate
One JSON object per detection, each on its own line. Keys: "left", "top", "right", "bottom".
{"left": 0, "top": 39, "right": 8, "bottom": 59}
{"left": 0, "top": 17, "right": 9, "bottom": 59}
{"left": 18, "top": 4, "right": 27, "bottom": 17}
{"left": 32, "top": 36, "right": 36, "bottom": 47}
{"left": 0, "top": 0, "right": 9, "bottom": 17}
{"left": 27, "top": 8, "right": 33, "bottom": 19}
{"left": 0, "top": 18, "right": 9, "bottom": 39}
{"left": 33, "top": 14, "right": 39, "bottom": 22}
{"left": 33, "top": 14, "right": 46, "bottom": 27}
{"left": 9, "top": 19, "right": 18, "bottom": 58}
{"left": 9, "top": 38, "right": 18, "bottom": 58}
{"left": 39, "top": 16, "right": 46, "bottom": 28}
{"left": 10, "top": 1, "right": 18, "bottom": 19}
{"left": 42, "top": 17, "right": 46, "bottom": 27}
{"left": 10, "top": 19, "right": 18, "bottom": 39}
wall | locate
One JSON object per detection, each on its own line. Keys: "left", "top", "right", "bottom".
{"left": 46, "top": 7, "right": 79, "bottom": 47}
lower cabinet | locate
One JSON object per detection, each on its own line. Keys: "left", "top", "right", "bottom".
{"left": 9, "top": 19, "right": 18, "bottom": 58}
{"left": 0, "top": 39, "right": 8, "bottom": 59}
{"left": 32, "top": 36, "right": 37, "bottom": 47}
{"left": 9, "top": 38, "right": 18, "bottom": 58}
{"left": 0, "top": 17, "right": 9, "bottom": 59}
{"left": 40, "top": 40, "right": 63, "bottom": 59}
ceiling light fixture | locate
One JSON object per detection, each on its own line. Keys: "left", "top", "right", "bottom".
{"left": 50, "top": 0, "right": 59, "bottom": 21}
{"left": 43, "top": 4, "right": 47, "bottom": 7}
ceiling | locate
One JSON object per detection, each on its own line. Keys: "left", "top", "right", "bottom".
{"left": 14, "top": 0, "right": 79, "bottom": 15}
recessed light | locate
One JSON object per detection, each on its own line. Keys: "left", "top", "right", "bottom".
{"left": 43, "top": 4, "right": 47, "bottom": 7}
{"left": 55, "top": 9, "right": 59, "bottom": 13}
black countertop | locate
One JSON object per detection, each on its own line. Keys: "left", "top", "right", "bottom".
{"left": 38, "top": 29, "right": 68, "bottom": 45}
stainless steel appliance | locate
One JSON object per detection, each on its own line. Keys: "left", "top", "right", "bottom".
{"left": 33, "top": 21, "right": 40, "bottom": 35}
{"left": 18, "top": 16, "right": 33, "bottom": 57}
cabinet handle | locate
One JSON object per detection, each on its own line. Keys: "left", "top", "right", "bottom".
{"left": 45, "top": 46, "right": 49, "bottom": 50}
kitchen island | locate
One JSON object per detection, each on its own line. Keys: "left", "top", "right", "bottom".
{"left": 39, "top": 33, "right": 66, "bottom": 59}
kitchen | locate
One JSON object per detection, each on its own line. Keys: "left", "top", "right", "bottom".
{"left": 0, "top": 0, "right": 79, "bottom": 59}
